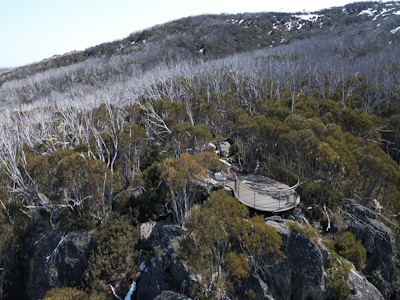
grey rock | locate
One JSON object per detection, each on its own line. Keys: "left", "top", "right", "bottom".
{"left": 265, "top": 215, "right": 284, "bottom": 223}
{"left": 341, "top": 199, "right": 397, "bottom": 299}
{"left": 153, "top": 290, "right": 192, "bottom": 300}
{"left": 137, "top": 222, "right": 190, "bottom": 300}
{"left": 286, "top": 231, "right": 325, "bottom": 299}
{"left": 139, "top": 220, "right": 187, "bottom": 250}
{"left": 139, "top": 220, "right": 167, "bottom": 249}
{"left": 25, "top": 228, "right": 94, "bottom": 300}
{"left": 266, "top": 219, "right": 290, "bottom": 235}
{"left": 263, "top": 221, "right": 325, "bottom": 300}
{"left": 140, "top": 220, "right": 158, "bottom": 241}
{"left": 266, "top": 211, "right": 395, "bottom": 300}
{"left": 251, "top": 276, "right": 276, "bottom": 300}
{"left": 139, "top": 256, "right": 172, "bottom": 300}
{"left": 219, "top": 141, "right": 230, "bottom": 158}
{"left": 56, "top": 231, "right": 95, "bottom": 286}
{"left": 347, "top": 268, "right": 384, "bottom": 300}
{"left": 151, "top": 224, "right": 185, "bottom": 250}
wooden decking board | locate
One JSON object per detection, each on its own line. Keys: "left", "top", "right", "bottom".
{"left": 225, "top": 173, "right": 300, "bottom": 212}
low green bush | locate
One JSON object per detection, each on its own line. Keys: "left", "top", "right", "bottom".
{"left": 334, "top": 231, "right": 366, "bottom": 269}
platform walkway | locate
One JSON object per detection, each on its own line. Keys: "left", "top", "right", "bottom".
{"left": 224, "top": 172, "right": 300, "bottom": 212}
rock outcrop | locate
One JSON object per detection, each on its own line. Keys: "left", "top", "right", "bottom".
{"left": 154, "top": 290, "right": 192, "bottom": 300}
{"left": 265, "top": 220, "right": 326, "bottom": 300}
{"left": 219, "top": 141, "right": 231, "bottom": 158}
{"left": 347, "top": 268, "right": 384, "bottom": 300}
{"left": 138, "top": 221, "right": 190, "bottom": 300}
{"left": 24, "top": 228, "right": 94, "bottom": 300}
{"left": 341, "top": 199, "right": 397, "bottom": 299}
{"left": 266, "top": 218, "right": 387, "bottom": 300}
{"left": 137, "top": 202, "right": 397, "bottom": 300}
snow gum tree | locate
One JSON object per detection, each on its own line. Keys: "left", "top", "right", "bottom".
{"left": 180, "top": 190, "right": 283, "bottom": 298}
{"left": 159, "top": 152, "right": 224, "bottom": 227}
{"left": 21, "top": 148, "right": 119, "bottom": 227}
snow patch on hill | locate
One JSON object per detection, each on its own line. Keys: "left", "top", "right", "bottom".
{"left": 391, "top": 26, "right": 400, "bottom": 33}
{"left": 284, "top": 14, "right": 324, "bottom": 31}
{"left": 294, "top": 14, "right": 324, "bottom": 22}
{"left": 358, "top": 8, "right": 377, "bottom": 16}
{"left": 347, "top": 3, "right": 400, "bottom": 21}
{"left": 372, "top": 7, "right": 397, "bottom": 20}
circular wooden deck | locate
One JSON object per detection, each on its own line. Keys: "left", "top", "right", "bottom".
{"left": 224, "top": 173, "right": 300, "bottom": 212}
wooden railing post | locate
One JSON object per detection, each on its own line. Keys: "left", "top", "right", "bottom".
{"left": 279, "top": 191, "right": 281, "bottom": 209}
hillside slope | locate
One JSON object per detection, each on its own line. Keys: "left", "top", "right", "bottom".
{"left": 2, "top": 1, "right": 400, "bottom": 83}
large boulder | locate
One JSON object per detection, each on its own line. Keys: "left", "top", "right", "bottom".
{"left": 219, "top": 141, "right": 231, "bottom": 158}
{"left": 55, "top": 230, "right": 95, "bottom": 286}
{"left": 347, "top": 268, "right": 384, "bottom": 300}
{"left": 265, "top": 220, "right": 326, "bottom": 300}
{"left": 154, "top": 290, "right": 192, "bottom": 300}
{"left": 265, "top": 219, "right": 387, "bottom": 300}
{"left": 138, "top": 255, "right": 173, "bottom": 299}
{"left": 139, "top": 220, "right": 167, "bottom": 249}
{"left": 24, "top": 227, "right": 94, "bottom": 300}
{"left": 137, "top": 221, "right": 190, "bottom": 300}
{"left": 341, "top": 199, "right": 397, "bottom": 299}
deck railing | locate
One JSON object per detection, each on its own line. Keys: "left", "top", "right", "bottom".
{"left": 228, "top": 167, "right": 300, "bottom": 212}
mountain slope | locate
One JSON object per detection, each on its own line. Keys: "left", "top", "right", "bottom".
{"left": 1, "top": 1, "right": 400, "bottom": 111}
{"left": 2, "top": 1, "right": 400, "bottom": 85}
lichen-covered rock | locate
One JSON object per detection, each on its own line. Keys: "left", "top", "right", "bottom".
{"left": 154, "top": 225, "right": 185, "bottom": 248}
{"left": 138, "top": 222, "right": 190, "bottom": 300}
{"left": 154, "top": 290, "right": 192, "bottom": 300}
{"left": 347, "top": 268, "right": 384, "bottom": 300}
{"left": 341, "top": 199, "right": 397, "bottom": 299}
{"left": 265, "top": 218, "right": 389, "bottom": 300}
{"left": 138, "top": 220, "right": 167, "bottom": 249}
{"left": 219, "top": 141, "right": 231, "bottom": 158}
{"left": 140, "top": 220, "right": 158, "bottom": 241}
{"left": 24, "top": 228, "right": 94, "bottom": 300}
{"left": 265, "top": 220, "right": 325, "bottom": 300}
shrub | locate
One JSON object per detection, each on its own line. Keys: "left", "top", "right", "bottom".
{"left": 326, "top": 251, "right": 352, "bottom": 300}
{"left": 287, "top": 220, "right": 319, "bottom": 241}
{"left": 224, "top": 252, "right": 251, "bottom": 283}
{"left": 42, "top": 287, "right": 106, "bottom": 300}
{"left": 334, "top": 231, "right": 366, "bottom": 269}
{"left": 328, "top": 276, "right": 351, "bottom": 300}
{"left": 84, "top": 214, "right": 139, "bottom": 295}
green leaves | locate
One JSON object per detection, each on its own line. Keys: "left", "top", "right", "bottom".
{"left": 243, "top": 216, "right": 284, "bottom": 261}
{"left": 159, "top": 153, "right": 206, "bottom": 191}
{"left": 23, "top": 149, "right": 118, "bottom": 227}
{"left": 224, "top": 252, "right": 251, "bottom": 282}
{"left": 181, "top": 190, "right": 283, "bottom": 297}
{"left": 43, "top": 287, "right": 106, "bottom": 300}
{"left": 181, "top": 190, "right": 248, "bottom": 295}
{"left": 84, "top": 214, "right": 139, "bottom": 296}
{"left": 334, "top": 231, "right": 366, "bottom": 269}
{"left": 159, "top": 152, "right": 224, "bottom": 226}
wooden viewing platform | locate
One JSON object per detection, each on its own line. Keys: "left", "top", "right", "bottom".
{"left": 224, "top": 171, "right": 300, "bottom": 212}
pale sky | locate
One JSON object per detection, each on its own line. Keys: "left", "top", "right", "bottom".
{"left": 0, "top": 0, "right": 377, "bottom": 68}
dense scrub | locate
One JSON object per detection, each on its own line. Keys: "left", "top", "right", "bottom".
{"left": 0, "top": 78, "right": 398, "bottom": 298}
